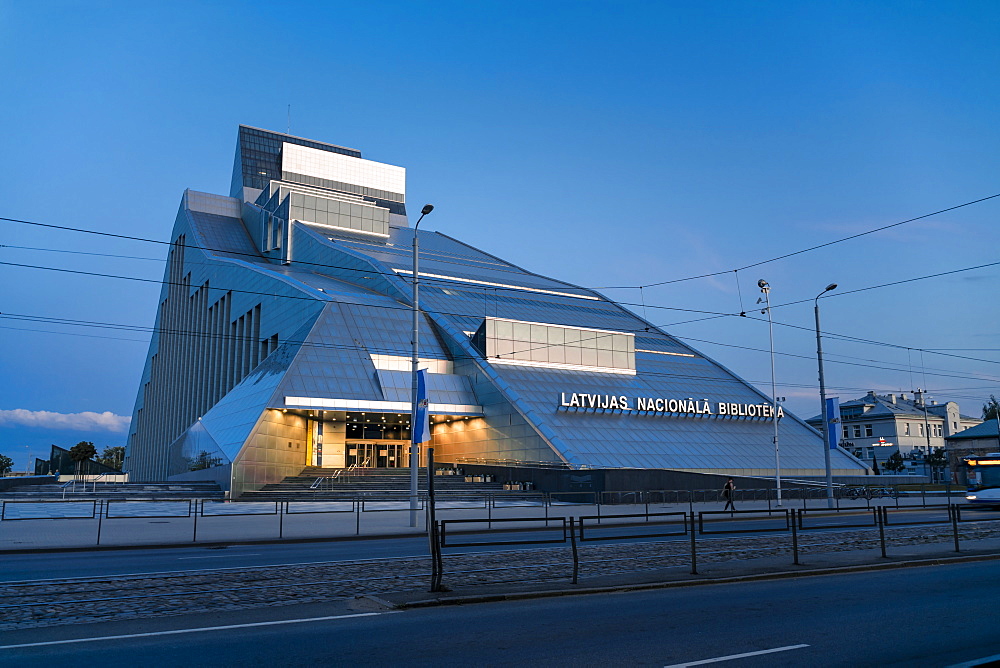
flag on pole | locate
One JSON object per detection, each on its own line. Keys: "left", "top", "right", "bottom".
{"left": 415, "top": 369, "right": 431, "bottom": 444}
{"left": 826, "top": 397, "right": 840, "bottom": 450}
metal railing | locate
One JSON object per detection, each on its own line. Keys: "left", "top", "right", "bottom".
{"left": 1, "top": 494, "right": 995, "bottom": 558}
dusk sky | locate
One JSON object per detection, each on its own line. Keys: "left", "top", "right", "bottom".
{"left": 1, "top": 1, "right": 998, "bottom": 470}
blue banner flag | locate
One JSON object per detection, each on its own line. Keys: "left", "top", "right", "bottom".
{"left": 826, "top": 397, "right": 840, "bottom": 450}
{"left": 415, "top": 369, "right": 431, "bottom": 444}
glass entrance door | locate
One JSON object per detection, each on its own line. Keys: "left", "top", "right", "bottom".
{"left": 347, "top": 442, "right": 408, "bottom": 468}
{"left": 347, "top": 443, "right": 375, "bottom": 468}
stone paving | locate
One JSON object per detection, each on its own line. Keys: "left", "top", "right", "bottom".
{"left": 3, "top": 520, "right": 998, "bottom": 632}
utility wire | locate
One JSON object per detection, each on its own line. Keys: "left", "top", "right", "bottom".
{"left": 2, "top": 253, "right": 998, "bottom": 369}
{"left": 603, "top": 191, "right": 1000, "bottom": 288}
{"left": 4, "top": 311, "right": 998, "bottom": 386}
{"left": 4, "top": 189, "right": 998, "bottom": 292}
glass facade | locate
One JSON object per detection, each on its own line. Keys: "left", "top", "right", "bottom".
{"left": 127, "top": 125, "right": 869, "bottom": 495}
{"left": 474, "top": 317, "right": 635, "bottom": 373}
{"left": 288, "top": 191, "right": 390, "bottom": 236}
{"left": 233, "top": 125, "right": 361, "bottom": 193}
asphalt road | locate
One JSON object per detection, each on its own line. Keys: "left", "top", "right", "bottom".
{"left": 4, "top": 506, "right": 995, "bottom": 583}
{"left": 2, "top": 560, "right": 997, "bottom": 666}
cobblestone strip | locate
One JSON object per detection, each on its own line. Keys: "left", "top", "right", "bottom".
{"left": 3, "top": 522, "right": 998, "bottom": 631}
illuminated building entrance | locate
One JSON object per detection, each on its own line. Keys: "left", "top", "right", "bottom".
{"left": 309, "top": 411, "right": 414, "bottom": 469}
{"left": 346, "top": 442, "right": 408, "bottom": 468}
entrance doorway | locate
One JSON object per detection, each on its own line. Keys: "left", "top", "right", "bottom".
{"left": 346, "top": 442, "right": 409, "bottom": 468}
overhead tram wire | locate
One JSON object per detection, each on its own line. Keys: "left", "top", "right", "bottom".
{"left": 4, "top": 190, "right": 1000, "bottom": 294}
{"left": 4, "top": 247, "right": 1000, "bottom": 378}
{"left": 5, "top": 316, "right": 985, "bottom": 400}
{"left": 4, "top": 319, "right": 995, "bottom": 396}
{"left": 590, "top": 191, "right": 1000, "bottom": 289}
{"left": 4, "top": 309, "right": 998, "bottom": 387}
{"left": 3, "top": 253, "right": 1000, "bottom": 371}
{"left": 4, "top": 204, "right": 999, "bottom": 367}
{"left": 4, "top": 206, "right": 999, "bottom": 353}
{"left": 4, "top": 248, "right": 1000, "bottom": 365}
{"left": 0, "top": 240, "right": 1000, "bottom": 363}
{"left": 768, "top": 260, "right": 1000, "bottom": 310}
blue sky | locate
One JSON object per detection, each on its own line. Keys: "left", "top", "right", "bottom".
{"left": 1, "top": 1, "right": 998, "bottom": 470}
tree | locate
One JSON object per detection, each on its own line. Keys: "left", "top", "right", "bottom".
{"left": 68, "top": 441, "right": 97, "bottom": 478}
{"left": 188, "top": 450, "right": 222, "bottom": 471}
{"left": 883, "top": 451, "right": 906, "bottom": 473}
{"left": 984, "top": 395, "right": 1000, "bottom": 421}
{"left": 98, "top": 446, "right": 125, "bottom": 471}
{"left": 0, "top": 454, "right": 13, "bottom": 476}
{"left": 926, "top": 447, "right": 948, "bottom": 483}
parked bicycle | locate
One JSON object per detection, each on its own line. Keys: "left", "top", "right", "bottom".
{"left": 840, "top": 485, "right": 897, "bottom": 500}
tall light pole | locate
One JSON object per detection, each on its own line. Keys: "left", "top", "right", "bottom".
{"left": 913, "top": 388, "right": 933, "bottom": 459}
{"left": 758, "top": 279, "right": 782, "bottom": 506}
{"left": 814, "top": 283, "right": 837, "bottom": 508}
{"left": 410, "top": 204, "right": 434, "bottom": 528}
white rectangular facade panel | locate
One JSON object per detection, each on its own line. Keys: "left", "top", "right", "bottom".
{"left": 281, "top": 143, "right": 406, "bottom": 196}
{"left": 284, "top": 396, "right": 483, "bottom": 414}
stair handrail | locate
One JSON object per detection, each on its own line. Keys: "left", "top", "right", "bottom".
{"left": 60, "top": 479, "right": 78, "bottom": 499}
{"left": 91, "top": 472, "right": 112, "bottom": 492}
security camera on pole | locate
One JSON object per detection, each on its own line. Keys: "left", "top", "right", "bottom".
{"left": 758, "top": 279, "right": 782, "bottom": 507}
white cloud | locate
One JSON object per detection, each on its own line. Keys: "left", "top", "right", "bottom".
{"left": 0, "top": 409, "right": 131, "bottom": 432}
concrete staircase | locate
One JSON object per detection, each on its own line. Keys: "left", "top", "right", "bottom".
{"left": 1, "top": 481, "right": 225, "bottom": 501}
{"left": 239, "top": 467, "right": 523, "bottom": 501}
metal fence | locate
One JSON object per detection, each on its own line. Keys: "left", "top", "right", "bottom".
{"left": 424, "top": 502, "right": 994, "bottom": 590}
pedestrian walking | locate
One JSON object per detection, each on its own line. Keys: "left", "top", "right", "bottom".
{"left": 722, "top": 477, "right": 736, "bottom": 512}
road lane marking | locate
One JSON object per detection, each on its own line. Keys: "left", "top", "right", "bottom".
{"left": 664, "top": 644, "right": 810, "bottom": 667}
{"left": 949, "top": 654, "right": 1000, "bottom": 668}
{"left": 176, "top": 554, "right": 262, "bottom": 560}
{"left": 0, "top": 611, "right": 402, "bottom": 649}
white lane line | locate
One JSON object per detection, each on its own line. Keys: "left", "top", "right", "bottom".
{"left": 0, "top": 611, "right": 401, "bottom": 650}
{"left": 948, "top": 654, "right": 1000, "bottom": 668}
{"left": 664, "top": 644, "right": 810, "bottom": 667}
{"left": 176, "top": 554, "right": 262, "bottom": 560}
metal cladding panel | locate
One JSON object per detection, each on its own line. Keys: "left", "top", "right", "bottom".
{"left": 274, "top": 301, "right": 451, "bottom": 403}
{"left": 337, "top": 228, "right": 595, "bottom": 297}
{"left": 198, "top": 318, "right": 313, "bottom": 464}
{"left": 332, "top": 225, "right": 867, "bottom": 474}
{"left": 376, "top": 369, "right": 479, "bottom": 406}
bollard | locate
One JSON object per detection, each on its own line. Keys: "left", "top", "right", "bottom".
{"left": 689, "top": 512, "right": 698, "bottom": 575}
{"left": 95, "top": 499, "right": 104, "bottom": 545}
{"left": 278, "top": 501, "right": 284, "bottom": 539}
{"left": 434, "top": 520, "right": 445, "bottom": 591}
{"left": 878, "top": 506, "right": 887, "bottom": 558}
{"left": 192, "top": 499, "right": 199, "bottom": 543}
{"left": 356, "top": 500, "right": 361, "bottom": 535}
{"left": 791, "top": 509, "right": 799, "bottom": 565}
{"left": 569, "top": 517, "right": 579, "bottom": 585}
{"left": 951, "top": 505, "right": 960, "bottom": 553}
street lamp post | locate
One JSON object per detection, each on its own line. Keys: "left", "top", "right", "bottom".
{"left": 814, "top": 283, "right": 838, "bottom": 508}
{"left": 409, "top": 204, "right": 434, "bottom": 528}
{"left": 758, "top": 279, "right": 782, "bottom": 506}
